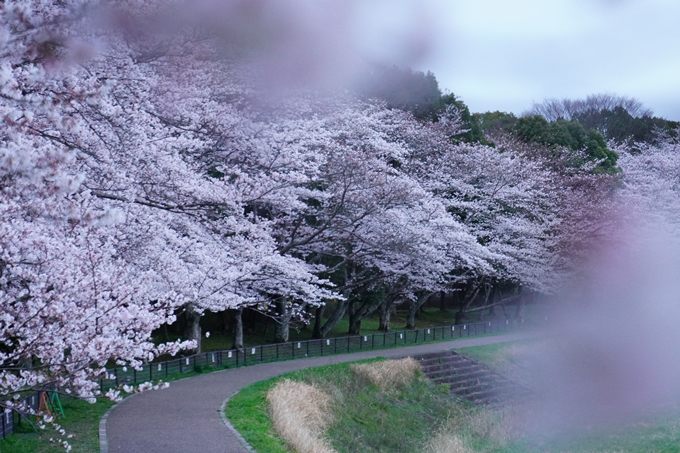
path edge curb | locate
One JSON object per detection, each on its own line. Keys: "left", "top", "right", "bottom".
{"left": 220, "top": 390, "right": 257, "bottom": 452}
{"left": 99, "top": 393, "right": 136, "bottom": 453}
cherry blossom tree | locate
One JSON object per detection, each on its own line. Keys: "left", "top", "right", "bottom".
{"left": 0, "top": 0, "right": 198, "bottom": 427}
{"left": 617, "top": 137, "right": 680, "bottom": 235}
{"left": 401, "top": 108, "right": 564, "bottom": 321}
{"left": 227, "top": 98, "right": 490, "bottom": 337}
{"left": 0, "top": 0, "right": 333, "bottom": 417}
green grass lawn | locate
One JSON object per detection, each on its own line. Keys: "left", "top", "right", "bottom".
{"left": 0, "top": 397, "right": 116, "bottom": 453}
{"left": 455, "top": 339, "right": 541, "bottom": 373}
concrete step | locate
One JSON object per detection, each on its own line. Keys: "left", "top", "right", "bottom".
{"left": 432, "top": 369, "right": 497, "bottom": 383}
{"left": 419, "top": 357, "right": 470, "bottom": 369}
{"left": 409, "top": 350, "right": 532, "bottom": 406}
{"left": 417, "top": 355, "right": 469, "bottom": 367}
{"left": 422, "top": 363, "right": 478, "bottom": 377}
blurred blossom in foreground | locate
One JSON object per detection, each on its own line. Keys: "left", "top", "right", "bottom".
{"left": 176, "top": 0, "right": 435, "bottom": 93}
{"left": 528, "top": 211, "right": 680, "bottom": 438}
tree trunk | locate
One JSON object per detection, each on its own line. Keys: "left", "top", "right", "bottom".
{"left": 312, "top": 305, "right": 325, "bottom": 339}
{"left": 455, "top": 286, "right": 467, "bottom": 325}
{"left": 378, "top": 302, "right": 392, "bottom": 332}
{"left": 406, "top": 305, "right": 417, "bottom": 329}
{"left": 515, "top": 298, "right": 526, "bottom": 320}
{"left": 453, "top": 279, "right": 485, "bottom": 324}
{"left": 488, "top": 286, "right": 500, "bottom": 317}
{"left": 454, "top": 308, "right": 464, "bottom": 325}
{"left": 184, "top": 302, "right": 201, "bottom": 353}
{"left": 477, "top": 284, "right": 495, "bottom": 321}
{"left": 318, "top": 299, "right": 349, "bottom": 338}
{"left": 501, "top": 302, "right": 509, "bottom": 319}
{"left": 274, "top": 299, "right": 291, "bottom": 343}
{"left": 515, "top": 286, "right": 525, "bottom": 320}
{"left": 275, "top": 317, "right": 290, "bottom": 343}
{"left": 348, "top": 312, "right": 362, "bottom": 335}
{"left": 347, "top": 294, "right": 383, "bottom": 335}
{"left": 406, "top": 292, "right": 435, "bottom": 329}
{"left": 232, "top": 307, "right": 244, "bottom": 349}
{"left": 439, "top": 291, "right": 446, "bottom": 312}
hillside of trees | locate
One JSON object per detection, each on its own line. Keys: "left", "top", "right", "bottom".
{"left": 3, "top": 1, "right": 680, "bottom": 425}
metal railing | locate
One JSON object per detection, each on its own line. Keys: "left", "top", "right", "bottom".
{"left": 0, "top": 317, "right": 533, "bottom": 440}
{"left": 99, "top": 317, "right": 531, "bottom": 391}
{"left": 1, "top": 389, "right": 49, "bottom": 439}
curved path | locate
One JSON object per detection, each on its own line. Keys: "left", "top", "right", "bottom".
{"left": 104, "top": 331, "right": 539, "bottom": 452}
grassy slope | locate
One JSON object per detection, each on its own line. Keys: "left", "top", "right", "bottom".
{"left": 226, "top": 360, "right": 480, "bottom": 453}
{"left": 227, "top": 341, "right": 680, "bottom": 453}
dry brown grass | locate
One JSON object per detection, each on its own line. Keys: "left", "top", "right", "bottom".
{"left": 349, "top": 358, "right": 420, "bottom": 391}
{"left": 422, "top": 431, "right": 473, "bottom": 453}
{"left": 266, "top": 379, "right": 337, "bottom": 453}
{"left": 422, "top": 405, "right": 525, "bottom": 453}
{"left": 466, "top": 406, "right": 524, "bottom": 446}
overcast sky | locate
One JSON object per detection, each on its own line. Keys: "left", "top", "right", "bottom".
{"left": 359, "top": 0, "right": 680, "bottom": 119}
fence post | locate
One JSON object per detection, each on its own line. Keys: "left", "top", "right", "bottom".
{"left": 260, "top": 346, "right": 263, "bottom": 363}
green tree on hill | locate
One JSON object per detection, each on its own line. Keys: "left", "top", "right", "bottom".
{"left": 514, "top": 115, "right": 619, "bottom": 174}
{"left": 356, "top": 65, "right": 485, "bottom": 143}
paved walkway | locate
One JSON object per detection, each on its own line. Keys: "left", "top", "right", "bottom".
{"left": 104, "top": 331, "right": 540, "bottom": 452}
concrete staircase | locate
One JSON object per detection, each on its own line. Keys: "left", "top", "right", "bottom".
{"left": 413, "top": 350, "right": 531, "bottom": 406}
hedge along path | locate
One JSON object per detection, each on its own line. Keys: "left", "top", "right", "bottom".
{"left": 104, "top": 331, "right": 540, "bottom": 453}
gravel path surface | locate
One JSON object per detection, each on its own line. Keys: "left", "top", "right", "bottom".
{"left": 104, "top": 331, "right": 540, "bottom": 452}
